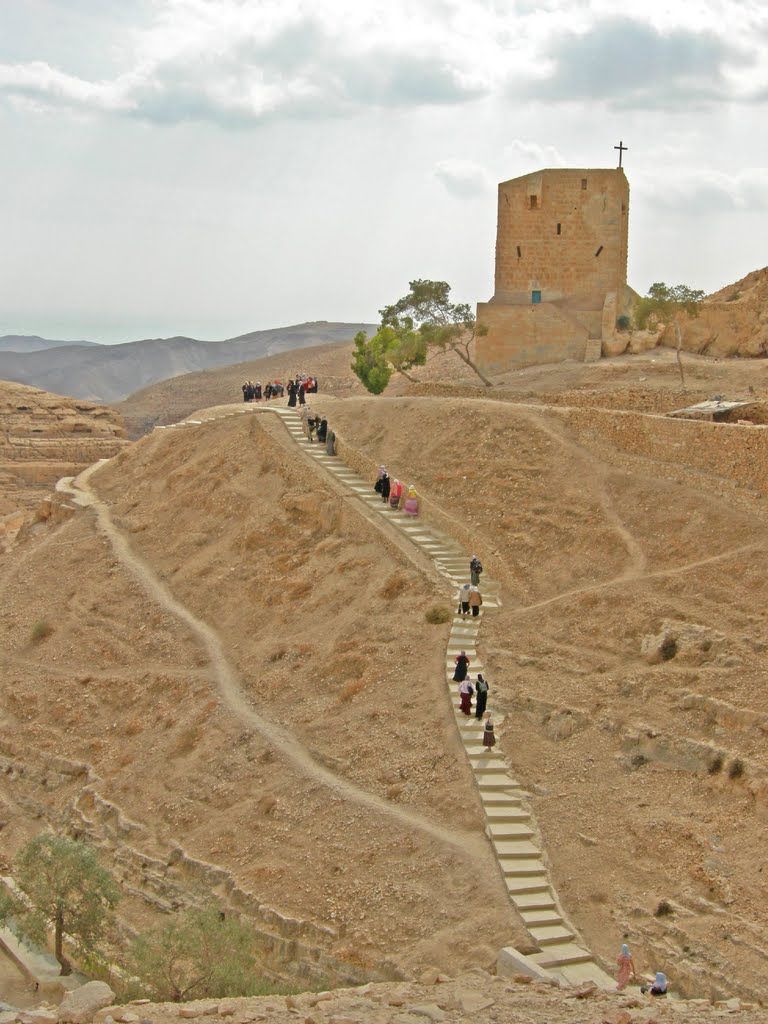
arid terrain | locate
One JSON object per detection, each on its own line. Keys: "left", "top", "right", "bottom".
{"left": 3, "top": 342, "right": 768, "bottom": 1009}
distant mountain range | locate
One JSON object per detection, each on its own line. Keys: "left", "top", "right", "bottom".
{"left": 0, "top": 322, "right": 376, "bottom": 402}
{"left": 0, "top": 334, "right": 100, "bottom": 353}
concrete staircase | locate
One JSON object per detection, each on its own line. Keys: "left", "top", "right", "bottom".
{"left": 151, "top": 402, "right": 614, "bottom": 989}
{"left": 583, "top": 337, "right": 603, "bottom": 363}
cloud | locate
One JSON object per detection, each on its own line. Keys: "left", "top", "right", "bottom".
{"left": 635, "top": 167, "right": 768, "bottom": 211}
{"left": 502, "top": 140, "right": 567, "bottom": 172}
{"left": 523, "top": 16, "right": 741, "bottom": 109}
{"left": 0, "top": 1, "right": 493, "bottom": 125}
{"left": 434, "top": 159, "right": 493, "bottom": 198}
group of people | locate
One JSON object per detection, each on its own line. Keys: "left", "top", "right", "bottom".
{"left": 373, "top": 467, "right": 419, "bottom": 516}
{"left": 287, "top": 375, "right": 319, "bottom": 407}
{"left": 241, "top": 380, "right": 285, "bottom": 402}
{"left": 616, "top": 943, "right": 668, "bottom": 996}
{"left": 299, "top": 406, "right": 336, "bottom": 454}
{"left": 452, "top": 555, "right": 494, "bottom": 746}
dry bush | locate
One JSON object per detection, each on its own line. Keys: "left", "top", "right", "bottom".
{"left": 336, "top": 654, "right": 369, "bottom": 681}
{"left": 30, "top": 619, "right": 53, "bottom": 642}
{"left": 728, "top": 758, "right": 745, "bottom": 779}
{"left": 174, "top": 725, "right": 203, "bottom": 755}
{"left": 381, "top": 574, "right": 407, "bottom": 599}
{"left": 268, "top": 646, "right": 287, "bottom": 663}
{"left": 124, "top": 717, "right": 144, "bottom": 737}
{"left": 285, "top": 579, "right": 312, "bottom": 599}
{"left": 425, "top": 605, "right": 451, "bottom": 624}
{"left": 338, "top": 677, "right": 368, "bottom": 702}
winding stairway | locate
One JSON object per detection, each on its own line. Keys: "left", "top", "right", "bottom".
{"left": 120, "top": 403, "right": 614, "bottom": 988}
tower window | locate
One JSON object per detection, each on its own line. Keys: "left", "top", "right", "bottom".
{"left": 516, "top": 245, "right": 522, "bottom": 258}
{"left": 556, "top": 223, "right": 561, "bottom": 235}
{"left": 529, "top": 195, "right": 538, "bottom": 209}
{"left": 595, "top": 245, "right": 604, "bottom": 257}
{"left": 581, "top": 178, "right": 587, "bottom": 190}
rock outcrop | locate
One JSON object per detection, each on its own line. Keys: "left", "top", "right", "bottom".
{"left": 0, "top": 381, "right": 128, "bottom": 547}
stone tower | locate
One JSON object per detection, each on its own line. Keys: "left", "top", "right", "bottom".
{"left": 475, "top": 167, "right": 633, "bottom": 373}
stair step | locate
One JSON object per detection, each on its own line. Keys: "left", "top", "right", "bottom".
{"left": 487, "top": 822, "right": 534, "bottom": 839}
{"left": 519, "top": 910, "right": 564, "bottom": 927}
{"left": 529, "top": 925, "right": 576, "bottom": 946}
{"left": 504, "top": 877, "right": 551, "bottom": 895}
{"left": 499, "top": 859, "right": 546, "bottom": 877}
{"left": 484, "top": 807, "right": 530, "bottom": 822}
{"left": 509, "top": 891, "right": 557, "bottom": 911}
{"left": 493, "top": 840, "right": 541, "bottom": 858}
{"left": 530, "top": 943, "right": 593, "bottom": 968}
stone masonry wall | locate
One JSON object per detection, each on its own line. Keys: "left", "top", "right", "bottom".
{"left": 476, "top": 301, "right": 589, "bottom": 372}
{"left": 492, "top": 168, "right": 629, "bottom": 304}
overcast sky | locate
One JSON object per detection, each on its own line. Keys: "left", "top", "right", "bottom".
{"left": 1, "top": 0, "right": 767, "bottom": 343}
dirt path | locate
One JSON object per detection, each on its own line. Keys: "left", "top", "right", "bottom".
{"left": 72, "top": 462, "right": 487, "bottom": 861}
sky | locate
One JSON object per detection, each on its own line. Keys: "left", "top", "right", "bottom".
{"left": 0, "top": 0, "right": 767, "bottom": 344}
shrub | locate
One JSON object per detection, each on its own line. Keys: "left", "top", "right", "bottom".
{"left": 630, "top": 753, "right": 647, "bottom": 769}
{"left": 616, "top": 315, "right": 631, "bottom": 331}
{"left": 707, "top": 754, "right": 724, "bottom": 775}
{"left": 425, "top": 605, "right": 451, "bottom": 624}
{"left": 654, "top": 900, "right": 673, "bottom": 918}
{"left": 338, "top": 678, "right": 367, "bottom": 702}
{"left": 30, "top": 619, "right": 52, "bottom": 642}
{"left": 728, "top": 758, "right": 745, "bottom": 780}
{"left": 381, "top": 574, "right": 407, "bottom": 599}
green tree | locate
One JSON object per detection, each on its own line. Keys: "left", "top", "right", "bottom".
{"left": 351, "top": 329, "right": 393, "bottom": 395}
{"left": 634, "top": 282, "right": 705, "bottom": 386}
{"left": 380, "top": 279, "right": 491, "bottom": 387}
{"left": 0, "top": 834, "right": 120, "bottom": 975}
{"left": 127, "top": 909, "right": 269, "bottom": 1002}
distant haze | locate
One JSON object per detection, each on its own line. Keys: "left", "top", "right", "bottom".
{"left": 0, "top": 322, "right": 375, "bottom": 403}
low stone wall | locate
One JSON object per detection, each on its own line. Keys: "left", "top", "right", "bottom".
{"left": 475, "top": 302, "right": 588, "bottom": 374}
{"left": 560, "top": 406, "right": 768, "bottom": 497}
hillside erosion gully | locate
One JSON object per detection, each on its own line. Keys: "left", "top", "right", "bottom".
{"left": 136, "top": 402, "right": 612, "bottom": 989}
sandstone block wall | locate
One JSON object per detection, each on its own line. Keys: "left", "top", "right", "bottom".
{"left": 493, "top": 168, "right": 628, "bottom": 303}
{"left": 475, "top": 167, "right": 630, "bottom": 373}
{"left": 476, "top": 301, "right": 588, "bottom": 372}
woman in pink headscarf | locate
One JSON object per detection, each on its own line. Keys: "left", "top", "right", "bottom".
{"left": 389, "top": 478, "right": 403, "bottom": 509}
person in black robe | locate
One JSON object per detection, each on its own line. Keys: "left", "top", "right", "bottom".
{"left": 453, "top": 652, "right": 470, "bottom": 683}
{"left": 316, "top": 417, "right": 328, "bottom": 444}
{"left": 474, "top": 674, "right": 489, "bottom": 720}
{"left": 298, "top": 381, "right": 306, "bottom": 406}
{"left": 380, "top": 471, "right": 391, "bottom": 504}
{"left": 325, "top": 429, "right": 336, "bottom": 456}
{"left": 287, "top": 379, "right": 297, "bottom": 407}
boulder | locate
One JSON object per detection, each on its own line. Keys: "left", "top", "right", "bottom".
{"left": 58, "top": 983, "right": 115, "bottom": 1024}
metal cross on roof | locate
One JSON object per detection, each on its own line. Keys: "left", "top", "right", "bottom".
{"left": 614, "top": 140, "right": 628, "bottom": 168}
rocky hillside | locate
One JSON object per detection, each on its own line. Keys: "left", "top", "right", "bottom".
{"left": 0, "top": 381, "right": 128, "bottom": 549}
{"left": 658, "top": 267, "right": 768, "bottom": 358}
{"left": 0, "top": 322, "right": 375, "bottom": 403}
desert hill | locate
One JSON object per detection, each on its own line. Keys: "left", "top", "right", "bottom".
{"left": 0, "top": 322, "right": 375, "bottom": 403}
{"left": 118, "top": 338, "right": 367, "bottom": 437}
{"left": 3, "top": 352, "right": 768, "bottom": 1006}
{"left": 0, "top": 380, "right": 128, "bottom": 550}
{"left": 0, "top": 335, "right": 99, "bottom": 353}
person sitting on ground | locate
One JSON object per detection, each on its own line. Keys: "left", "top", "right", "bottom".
{"left": 641, "top": 972, "right": 667, "bottom": 997}
{"left": 616, "top": 943, "right": 637, "bottom": 992}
